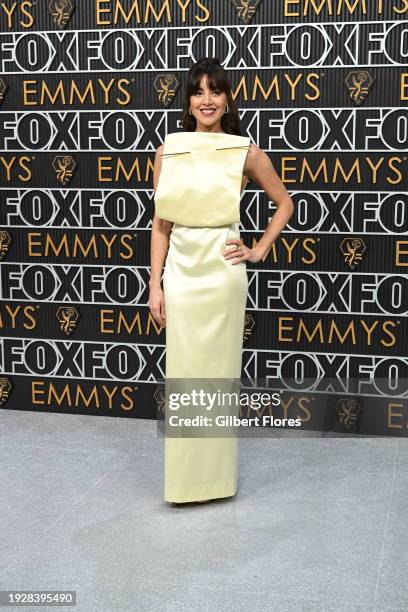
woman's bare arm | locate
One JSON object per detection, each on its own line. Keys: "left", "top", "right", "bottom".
{"left": 150, "top": 144, "right": 173, "bottom": 290}
{"left": 244, "top": 144, "right": 294, "bottom": 259}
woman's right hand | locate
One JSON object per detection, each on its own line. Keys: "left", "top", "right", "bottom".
{"left": 149, "top": 285, "right": 166, "bottom": 327}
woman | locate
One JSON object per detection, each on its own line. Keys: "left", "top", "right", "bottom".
{"left": 150, "top": 57, "right": 294, "bottom": 505}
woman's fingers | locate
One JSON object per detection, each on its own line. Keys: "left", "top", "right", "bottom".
{"left": 149, "top": 302, "right": 165, "bottom": 326}
{"left": 223, "top": 238, "right": 246, "bottom": 263}
{"left": 225, "top": 239, "right": 243, "bottom": 247}
{"left": 148, "top": 287, "right": 166, "bottom": 326}
{"left": 160, "top": 298, "right": 166, "bottom": 323}
{"left": 224, "top": 239, "right": 244, "bottom": 258}
{"left": 152, "top": 309, "right": 165, "bottom": 325}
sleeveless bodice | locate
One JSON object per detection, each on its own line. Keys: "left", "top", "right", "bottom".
{"left": 154, "top": 131, "right": 251, "bottom": 227}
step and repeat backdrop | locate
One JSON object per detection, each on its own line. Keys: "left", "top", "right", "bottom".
{"left": 0, "top": 1, "right": 407, "bottom": 434}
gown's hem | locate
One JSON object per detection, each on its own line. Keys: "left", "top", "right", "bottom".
{"left": 164, "top": 485, "right": 237, "bottom": 504}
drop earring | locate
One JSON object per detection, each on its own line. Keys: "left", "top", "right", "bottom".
{"left": 224, "top": 104, "right": 229, "bottom": 114}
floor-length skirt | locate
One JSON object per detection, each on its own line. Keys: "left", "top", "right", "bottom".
{"left": 162, "top": 221, "right": 248, "bottom": 502}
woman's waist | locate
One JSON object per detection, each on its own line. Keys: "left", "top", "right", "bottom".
{"left": 166, "top": 222, "right": 241, "bottom": 260}
{"left": 172, "top": 221, "right": 239, "bottom": 230}
{"left": 170, "top": 221, "right": 240, "bottom": 240}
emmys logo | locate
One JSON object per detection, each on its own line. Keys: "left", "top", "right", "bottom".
{"left": 232, "top": 0, "right": 263, "bottom": 23}
{"left": 0, "top": 230, "right": 12, "bottom": 261}
{"left": 48, "top": 0, "right": 75, "bottom": 28}
{"left": 243, "top": 313, "right": 255, "bottom": 342}
{"left": 52, "top": 156, "right": 77, "bottom": 185}
{"left": 56, "top": 306, "right": 80, "bottom": 335}
{"left": 154, "top": 74, "right": 179, "bottom": 107}
{"left": 344, "top": 71, "right": 374, "bottom": 105}
{"left": 340, "top": 237, "right": 366, "bottom": 269}
{"left": 0, "top": 78, "right": 8, "bottom": 104}
{"left": 336, "top": 398, "right": 361, "bottom": 430}
{"left": 0, "top": 378, "right": 12, "bottom": 406}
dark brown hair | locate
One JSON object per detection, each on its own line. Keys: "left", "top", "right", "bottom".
{"left": 181, "top": 57, "right": 242, "bottom": 135}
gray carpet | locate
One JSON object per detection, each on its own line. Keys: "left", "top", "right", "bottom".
{"left": 0, "top": 409, "right": 406, "bottom": 612}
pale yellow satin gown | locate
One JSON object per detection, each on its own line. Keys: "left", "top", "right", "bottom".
{"left": 154, "top": 130, "right": 250, "bottom": 503}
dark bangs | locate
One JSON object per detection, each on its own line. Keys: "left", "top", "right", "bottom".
{"left": 181, "top": 57, "right": 242, "bottom": 136}
{"left": 187, "top": 61, "right": 229, "bottom": 97}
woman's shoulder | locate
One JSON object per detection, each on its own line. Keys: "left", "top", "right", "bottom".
{"left": 244, "top": 142, "right": 275, "bottom": 182}
{"left": 248, "top": 141, "right": 261, "bottom": 153}
{"left": 246, "top": 142, "right": 265, "bottom": 161}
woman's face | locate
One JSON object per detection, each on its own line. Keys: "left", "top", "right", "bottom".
{"left": 189, "top": 74, "right": 228, "bottom": 131}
